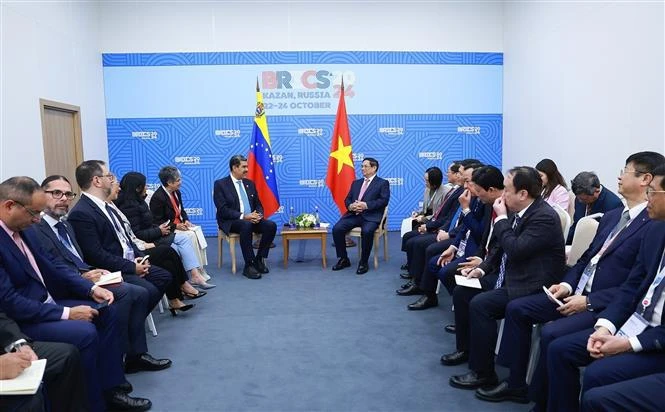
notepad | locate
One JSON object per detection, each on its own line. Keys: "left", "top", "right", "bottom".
{"left": 0, "top": 358, "right": 47, "bottom": 395}
{"left": 95, "top": 271, "right": 123, "bottom": 287}
{"left": 455, "top": 275, "right": 482, "bottom": 289}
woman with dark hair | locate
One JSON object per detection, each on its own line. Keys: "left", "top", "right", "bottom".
{"left": 535, "top": 158, "right": 570, "bottom": 210}
{"left": 115, "top": 172, "right": 211, "bottom": 297}
{"left": 414, "top": 166, "right": 446, "bottom": 224}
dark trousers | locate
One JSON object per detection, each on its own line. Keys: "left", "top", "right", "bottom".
{"left": 401, "top": 230, "right": 420, "bottom": 266}
{"left": 229, "top": 219, "right": 277, "bottom": 265}
{"left": 583, "top": 373, "right": 665, "bottom": 412}
{"left": 453, "top": 274, "right": 497, "bottom": 352}
{"left": 422, "top": 254, "right": 466, "bottom": 295}
{"left": 144, "top": 245, "right": 188, "bottom": 301}
{"left": 105, "top": 281, "right": 150, "bottom": 356}
{"left": 468, "top": 288, "right": 510, "bottom": 375}
{"left": 124, "top": 263, "right": 172, "bottom": 311}
{"left": 547, "top": 328, "right": 665, "bottom": 412}
{"left": 20, "top": 301, "right": 124, "bottom": 412}
{"left": 332, "top": 215, "right": 378, "bottom": 264}
{"left": 0, "top": 341, "right": 86, "bottom": 412}
{"left": 405, "top": 233, "right": 437, "bottom": 282}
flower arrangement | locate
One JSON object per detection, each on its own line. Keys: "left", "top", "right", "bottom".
{"left": 295, "top": 213, "right": 317, "bottom": 228}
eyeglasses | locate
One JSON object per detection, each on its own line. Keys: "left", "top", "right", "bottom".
{"left": 44, "top": 190, "right": 77, "bottom": 200}
{"left": 96, "top": 173, "right": 116, "bottom": 182}
{"left": 646, "top": 188, "right": 665, "bottom": 199}
{"left": 12, "top": 200, "right": 41, "bottom": 218}
{"left": 620, "top": 168, "right": 646, "bottom": 176}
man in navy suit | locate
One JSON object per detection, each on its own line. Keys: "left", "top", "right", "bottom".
{"left": 34, "top": 174, "right": 169, "bottom": 376}
{"left": 566, "top": 171, "right": 623, "bottom": 244}
{"left": 445, "top": 166, "right": 566, "bottom": 390}
{"left": 475, "top": 151, "right": 663, "bottom": 406}
{"left": 331, "top": 157, "right": 390, "bottom": 275}
{"left": 0, "top": 176, "right": 151, "bottom": 411}
{"left": 582, "top": 372, "right": 665, "bottom": 411}
{"left": 213, "top": 154, "right": 277, "bottom": 279}
{"left": 545, "top": 162, "right": 665, "bottom": 412}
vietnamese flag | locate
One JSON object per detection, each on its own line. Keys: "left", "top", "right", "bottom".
{"left": 326, "top": 79, "right": 355, "bottom": 214}
{"left": 247, "top": 81, "right": 280, "bottom": 217}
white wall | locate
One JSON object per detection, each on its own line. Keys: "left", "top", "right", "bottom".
{"left": 503, "top": 1, "right": 664, "bottom": 189}
{"left": 0, "top": 0, "right": 108, "bottom": 181}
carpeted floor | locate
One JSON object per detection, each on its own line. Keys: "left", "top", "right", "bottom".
{"left": 129, "top": 232, "right": 532, "bottom": 411}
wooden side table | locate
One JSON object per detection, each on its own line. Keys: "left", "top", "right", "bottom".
{"left": 281, "top": 227, "right": 328, "bottom": 268}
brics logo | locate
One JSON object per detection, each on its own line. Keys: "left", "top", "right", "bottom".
{"left": 262, "top": 70, "right": 356, "bottom": 97}
{"left": 184, "top": 208, "right": 203, "bottom": 216}
{"left": 174, "top": 156, "right": 201, "bottom": 165}
{"left": 132, "top": 131, "right": 157, "bottom": 140}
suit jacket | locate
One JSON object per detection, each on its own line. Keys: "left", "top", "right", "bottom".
{"left": 116, "top": 198, "right": 170, "bottom": 244}
{"left": 562, "top": 207, "right": 652, "bottom": 311}
{"left": 0, "top": 225, "right": 93, "bottom": 324}
{"left": 67, "top": 194, "right": 143, "bottom": 275}
{"left": 214, "top": 176, "right": 265, "bottom": 235}
{"left": 33, "top": 219, "right": 92, "bottom": 273}
{"left": 423, "top": 185, "right": 445, "bottom": 221}
{"left": 149, "top": 186, "right": 189, "bottom": 231}
{"left": 567, "top": 185, "right": 623, "bottom": 243}
{"left": 479, "top": 197, "right": 566, "bottom": 300}
{"left": 425, "top": 186, "right": 464, "bottom": 232}
{"left": 598, "top": 221, "right": 665, "bottom": 351}
{"left": 0, "top": 311, "right": 28, "bottom": 352}
{"left": 341, "top": 176, "right": 390, "bottom": 223}
{"left": 451, "top": 200, "right": 491, "bottom": 256}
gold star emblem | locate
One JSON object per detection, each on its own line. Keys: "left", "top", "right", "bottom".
{"left": 330, "top": 137, "right": 353, "bottom": 174}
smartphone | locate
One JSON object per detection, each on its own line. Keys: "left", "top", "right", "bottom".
{"left": 138, "top": 255, "right": 150, "bottom": 265}
{"left": 163, "top": 219, "right": 170, "bottom": 226}
{"left": 92, "top": 299, "right": 110, "bottom": 310}
{"left": 542, "top": 286, "right": 565, "bottom": 307}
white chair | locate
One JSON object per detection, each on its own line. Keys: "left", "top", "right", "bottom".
{"left": 566, "top": 213, "right": 603, "bottom": 266}
{"left": 552, "top": 203, "right": 572, "bottom": 241}
{"left": 145, "top": 314, "right": 157, "bottom": 337}
{"left": 567, "top": 191, "right": 576, "bottom": 220}
{"left": 217, "top": 230, "right": 259, "bottom": 274}
{"left": 347, "top": 206, "right": 389, "bottom": 269}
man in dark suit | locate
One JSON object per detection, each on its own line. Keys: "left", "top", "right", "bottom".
{"left": 331, "top": 157, "right": 390, "bottom": 275}
{"left": 476, "top": 151, "right": 663, "bottom": 406}
{"left": 566, "top": 171, "right": 623, "bottom": 244}
{"left": 0, "top": 176, "right": 151, "bottom": 411}
{"left": 582, "top": 372, "right": 665, "bottom": 411}
{"left": 213, "top": 154, "right": 277, "bottom": 279}
{"left": 443, "top": 166, "right": 566, "bottom": 389}
{"left": 67, "top": 160, "right": 173, "bottom": 317}
{"left": 0, "top": 310, "right": 86, "bottom": 412}
{"left": 34, "top": 174, "right": 169, "bottom": 375}
{"left": 546, "top": 163, "right": 665, "bottom": 412}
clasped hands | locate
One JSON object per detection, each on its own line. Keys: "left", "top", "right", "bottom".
{"left": 586, "top": 327, "right": 632, "bottom": 359}
{"left": 349, "top": 200, "right": 367, "bottom": 214}
{"left": 243, "top": 210, "right": 263, "bottom": 224}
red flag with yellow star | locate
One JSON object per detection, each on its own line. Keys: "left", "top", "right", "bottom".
{"left": 326, "top": 79, "right": 355, "bottom": 214}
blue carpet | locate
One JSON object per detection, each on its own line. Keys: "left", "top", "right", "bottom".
{"left": 129, "top": 232, "right": 532, "bottom": 411}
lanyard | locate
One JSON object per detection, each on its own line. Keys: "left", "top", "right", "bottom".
{"left": 640, "top": 250, "right": 665, "bottom": 313}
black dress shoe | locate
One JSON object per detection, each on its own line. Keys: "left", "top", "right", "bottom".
{"left": 243, "top": 264, "right": 261, "bottom": 279}
{"left": 399, "top": 272, "right": 412, "bottom": 280}
{"left": 399, "top": 280, "right": 413, "bottom": 290}
{"left": 449, "top": 370, "right": 499, "bottom": 390}
{"left": 116, "top": 381, "right": 133, "bottom": 393}
{"left": 396, "top": 283, "right": 422, "bottom": 296}
{"left": 253, "top": 258, "right": 269, "bottom": 274}
{"left": 444, "top": 324, "right": 456, "bottom": 334}
{"left": 408, "top": 294, "right": 438, "bottom": 310}
{"left": 400, "top": 263, "right": 409, "bottom": 270}
{"left": 356, "top": 263, "right": 369, "bottom": 275}
{"left": 332, "top": 257, "right": 351, "bottom": 271}
{"left": 476, "top": 381, "right": 529, "bottom": 403}
{"left": 440, "top": 350, "right": 468, "bottom": 366}
{"left": 125, "top": 353, "right": 172, "bottom": 374}
{"left": 105, "top": 390, "right": 152, "bottom": 411}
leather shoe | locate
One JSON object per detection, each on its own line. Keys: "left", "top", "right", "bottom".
{"left": 440, "top": 350, "right": 468, "bottom": 366}
{"left": 125, "top": 353, "right": 172, "bottom": 374}
{"left": 444, "top": 324, "right": 456, "bottom": 334}
{"left": 243, "top": 264, "right": 261, "bottom": 279}
{"left": 396, "top": 283, "right": 422, "bottom": 296}
{"left": 116, "top": 381, "right": 133, "bottom": 394}
{"left": 332, "top": 257, "right": 351, "bottom": 271}
{"left": 399, "top": 280, "right": 413, "bottom": 290}
{"left": 407, "top": 294, "right": 438, "bottom": 310}
{"left": 476, "top": 381, "right": 529, "bottom": 403}
{"left": 253, "top": 258, "right": 269, "bottom": 274}
{"left": 105, "top": 390, "right": 152, "bottom": 411}
{"left": 400, "top": 263, "right": 409, "bottom": 270}
{"left": 356, "top": 263, "right": 369, "bottom": 275}
{"left": 449, "top": 371, "right": 499, "bottom": 390}
{"left": 399, "top": 272, "right": 412, "bottom": 280}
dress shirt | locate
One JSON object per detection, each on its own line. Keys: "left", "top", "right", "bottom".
{"left": 231, "top": 175, "right": 250, "bottom": 218}
{"left": 81, "top": 192, "right": 132, "bottom": 258}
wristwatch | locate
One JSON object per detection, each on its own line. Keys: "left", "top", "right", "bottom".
{"left": 4, "top": 338, "right": 31, "bottom": 353}
{"left": 586, "top": 296, "right": 594, "bottom": 312}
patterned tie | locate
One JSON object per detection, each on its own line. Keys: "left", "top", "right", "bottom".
{"left": 642, "top": 248, "right": 665, "bottom": 323}
{"left": 237, "top": 180, "right": 251, "bottom": 214}
{"left": 358, "top": 178, "right": 370, "bottom": 200}
{"left": 448, "top": 206, "right": 462, "bottom": 232}
{"left": 54, "top": 221, "right": 86, "bottom": 267}
{"left": 105, "top": 203, "right": 135, "bottom": 260}
{"left": 608, "top": 210, "right": 631, "bottom": 239}
{"left": 495, "top": 215, "right": 521, "bottom": 289}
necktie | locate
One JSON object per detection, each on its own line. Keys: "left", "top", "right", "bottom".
{"left": 54, "top": 221, "right": 86, "bottom": 266}
{"left": 608, "top": 210, "right": 631, "bottom": 239}
{"left": 642, "top": 248, "right": 665, "bottom": 322}
{"left": 358, "top": 178, "right": 370, "bottom": 200}
{"left": 237, "top": 180, "right": 251, "bottom": 214}
{"left": 105, "top": 203, "right": 135, "bottom": 260}
{"left": 495, "top": 215, "right": 521, "bottom": 289}
{"left": 448, "top": 206, "right": 462, "bottom": 232}
{"left": 433, "top": 187, "right": 456, "bottom": 220}
{"left": 12, "top": 232, "right": 54, "bottom": 303}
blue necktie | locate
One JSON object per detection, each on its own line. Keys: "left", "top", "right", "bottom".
{"left": 448, "top": 207, "right": 462, "bottom": 232}
{"left": 237, "top": 180, "right": 251, "bottom": 214}
{"left": 495, "top": 215, "right": 521, "bottom": 289}
{"left": 55, "top": 221, "right": 87, "bottom": 270}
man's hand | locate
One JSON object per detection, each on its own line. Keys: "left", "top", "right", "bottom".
{"left": 69, "top": 305, "right": 98, "bottom": 322}
{"left": 16, "top": 344, "right": 38, "bottom": 361}
{"left": 134, "top": 262, "right": 150, "bottom": 277}
{"left": 549, "top": 283, "right": 571, "bottom": 299}
{"left": 244, "top": 211, "right": 262, "bottom": 224}
{"left": 436, "top": 230, "right": 449, "bottom": 242}
{"left": 587, "top": 327, "right": 611, "bottom": 358}
{"left": 159, "top": 222, "right": 170, "bottom": 236}
{"left": 493, "top": 195, "right": 508, "bottom": 217}
{"left": 458, "top": 189, "right": 471, "bottom": 209}
{"left": 92, "top": 287, "right": 114, "bottom": 304}
{"left": 462, "top": 267, "right": 483, "bottom": 279}
{"left": 0, "top": 352, "right": 32, "bottom": 379}
{"left": 415, "top": 215, "right": 425, "bottom": 223}
{"left": 457, "top": 256, "right": 483, "bottom": 271}
{"left": 594, "top": 334, "right": 633, "bottom": 357}
{"left": 557, "top": 295, "right": 587, "bottom": 316}
{"left": 417, "top": 224, "right": 427, "bottom": 234}
{"left": 81, "top": 268, "right": 107, "bottom": 283}
{"left": 437, "top": 246, "right": 455, "bottom": 266}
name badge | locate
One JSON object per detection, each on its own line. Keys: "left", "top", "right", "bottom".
{"left": 617, "top": 312, "right": 649, "bottom": 337}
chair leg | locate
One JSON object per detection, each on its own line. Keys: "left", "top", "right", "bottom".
{"left": 383, "top": 232, "right": 388, "bottom": 261}
{"left": 217, "top": 234, "right": 223, "bottom": 268}
{"left": 146, "top": 313, "right": 157, "bottom": 337}
{"left": 157, "top": 297, "right": 164, "bottom": 314}
{"left": 229, "top": 238, "right": 237, "bottom": 274}
{"left": 373, "top": 234, "right": 379, "bottom": 269}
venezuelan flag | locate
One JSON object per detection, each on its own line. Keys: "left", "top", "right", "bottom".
{"left": 247, "top": 82, "right": 280, "bottom": 218}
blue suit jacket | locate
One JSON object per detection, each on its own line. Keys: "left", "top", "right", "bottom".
{"left": 598, "top": 221, "right": 665, "bottom": 351}
{"left": 343, "top": 176, "right": 390, "bottom": 223}
{"left": 213, "top": 176, "right": 265, "bottom": 235}
{"left": 33, "top": 219, "right": 92, "bottom": 273}
{"left": 0, "top": 226, "right": 93, "bottom": 324}
{"left": 67, "top": 194, "right": 143, "bottom": 275}
{"left": 567, "top": 186, "right": 623, "bottom": 244}
{"left": 425, "top": 186, "right": 464, "bottom": 232}
{"left": 563, "top": 207, "right": 652, "bottom": 311}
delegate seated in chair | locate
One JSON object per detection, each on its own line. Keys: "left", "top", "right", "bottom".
{"left": 331, "top": 157, "right": 390, "bottom": 275}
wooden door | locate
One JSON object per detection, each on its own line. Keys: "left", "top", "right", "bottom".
{"left": 40, "top": 99, "right": 83, "bottom": 191}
